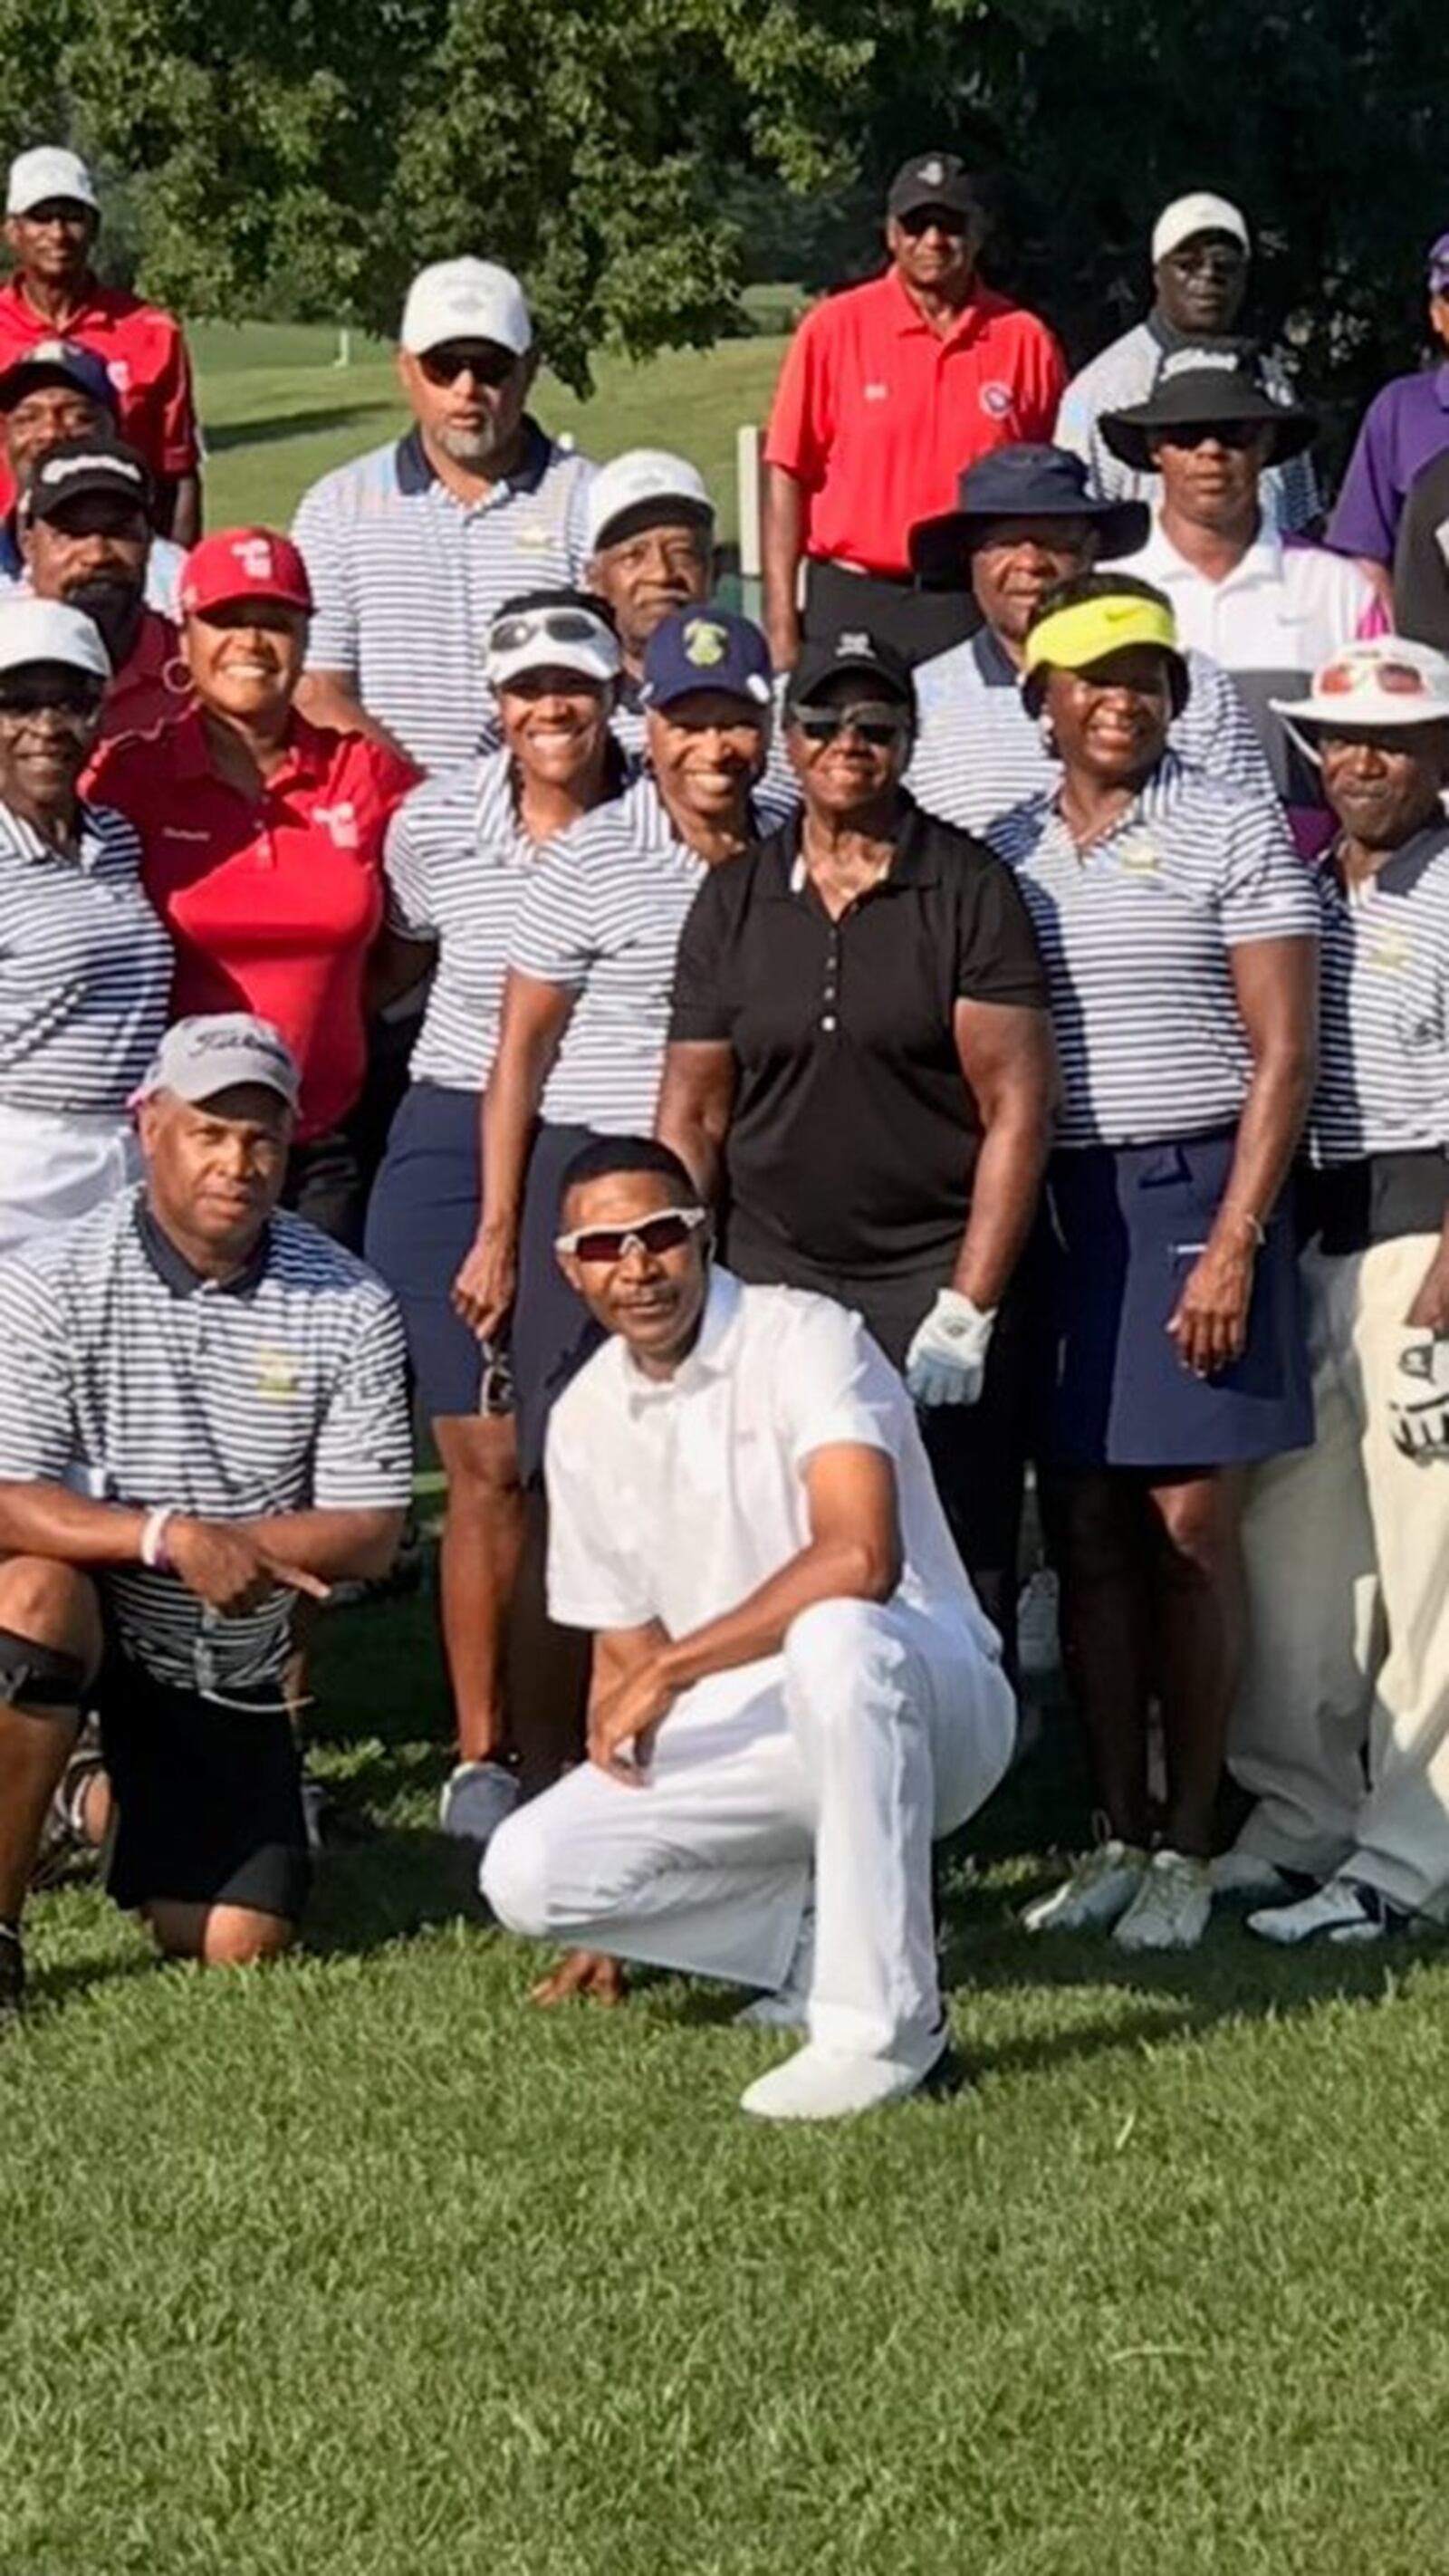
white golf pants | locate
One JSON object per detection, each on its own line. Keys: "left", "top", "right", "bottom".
{"left": 1231, "top": 1236, "right": 1449, "bottom": 1915}
{"left": 482, "top": 1593, "right": 1016, "bottom": 2059}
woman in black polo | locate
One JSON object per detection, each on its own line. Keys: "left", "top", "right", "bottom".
{"left": 657, "top": 630, "right": 1056, "bottom": 1660}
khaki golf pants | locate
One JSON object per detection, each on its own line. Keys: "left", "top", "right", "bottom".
{"left": 1231, "top": 1235, "right": 1449, "bottom": 1916}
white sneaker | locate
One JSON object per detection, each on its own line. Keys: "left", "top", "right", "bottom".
{"left": 1112, "top": 1849, "right": 1212, "bottom": 1952}
{"left": 1247, "top": 1874, "right": 1406, "bottom": 1947}
{"left": 1021, "top": 1836, "right": 1147, "bottom": 1934}
{"left": 735, "top": 1908, "right": 814, "bottom": 2030}
{"left": 740, "top": 2026, "right": 950, "bottom": 2122}
{"left": 1211, "top": 1847, "right": 1296, "bottom": 1902}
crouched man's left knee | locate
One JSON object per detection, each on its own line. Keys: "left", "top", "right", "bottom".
{"left": 782, "top": 1597, "right": 897, "bottom": 1731}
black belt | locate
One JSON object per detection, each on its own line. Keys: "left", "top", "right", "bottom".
{"left": 1300, "top": 1152, "right": 1448, "bottom": 1254}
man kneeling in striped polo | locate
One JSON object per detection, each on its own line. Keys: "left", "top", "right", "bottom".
{"left": 0, "top": 1013, "right": 412, "bottom": 2023}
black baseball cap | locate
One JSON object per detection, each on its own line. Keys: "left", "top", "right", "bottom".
{"left": 23, "top": 434, "right": 155, "bottom": 527}
{"left": 887, "top": 153, "right": 984, "bottom": 223}
{"left": 786, "top": 629, "right": 916, "bottom": 713}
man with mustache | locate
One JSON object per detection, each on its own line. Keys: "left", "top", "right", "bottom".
{"left": 582, "top": 449, "right": 715, "bottom": 757}
{"left": 20, "top": 435, "right": 180, "bottom": 740}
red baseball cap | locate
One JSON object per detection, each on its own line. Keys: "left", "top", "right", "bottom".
{"left": 178, "top": 528, "right": 313, "bottom": 619}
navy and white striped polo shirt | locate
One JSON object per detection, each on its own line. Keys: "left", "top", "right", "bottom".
{"left": 293, "top": 420, "right": 595, "bottom": 772}
{"left": 509, "top": 773, "right": 795, "bottom": 1131}
{"left": 0, "top": 1189, "right": 413, "bottom": 1702}
{"left": 907, "top": 625, "right": 1274, "bottom": 839}
{"left": 991, "top": 753, "right": 1319, "bottom": 1148}
{"left": 385, "top": 748, "right": 630, "bottom": 1092}
{"left": 0, "top": 799, "right": 172, "bottom": 1114}
{"left": 1310, "top": 826, "right": 1449, "bottom": 1166}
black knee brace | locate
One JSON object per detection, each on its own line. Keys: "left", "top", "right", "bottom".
{"left": 0, "top": 1630, "right": 85, "bottom": 1711}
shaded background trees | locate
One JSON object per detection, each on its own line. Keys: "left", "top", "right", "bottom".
{"left": 0, "top": 0, "right": 1441, "bottom": 457}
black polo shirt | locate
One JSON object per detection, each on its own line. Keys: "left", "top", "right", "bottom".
{"left": 668, "top": 794, "right": 1048, "bottom": 1276}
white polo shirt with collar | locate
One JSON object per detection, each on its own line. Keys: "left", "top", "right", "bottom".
{"left": 1118, "top": 517, "right": 1384, "bottom": 831}
{"left": 544, "top": 1264, "right": 996, "bottom": 1654}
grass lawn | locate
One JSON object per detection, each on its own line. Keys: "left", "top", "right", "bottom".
{"left": 193, "top": 319, "right": 792, "bottom": 542}
{"left": 4, "top": 1549, "right": 1447, "bottom": 2574}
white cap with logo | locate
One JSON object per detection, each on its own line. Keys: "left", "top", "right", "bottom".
{"left": 399, "top": 258, "right": 533, "bottom": 359}
{"left": 7, "top": 147, "right": 99, "bottom": 218}
{"left": 586, "top": 449, "right": 714, "bottom": 555}
{"left": 135, "top": 1014, "right": 302, "bottom": 1110}
{"left": 0, "top": 596, "right": 110, "bottom": 680}
{"left": 1152, "top": 192, "right": 1250, "bottom": 265}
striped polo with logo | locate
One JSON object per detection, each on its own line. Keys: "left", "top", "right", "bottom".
{"left": 508, "top": 773, "right": 796, "bottom": 1132}
{"left": 1310, "top": 825, "right": 1449, "bottom": 1165}
{"left": 293, "top": 420, "right": 595, "bottom": 771}
{"left": 0, "top": 1189, "right": 413, "bottom": 1704}
{"left": 989, "top": 753, "right": 1319, "bottom": 1147}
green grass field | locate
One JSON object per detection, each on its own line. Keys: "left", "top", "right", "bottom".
{"left": 4, "top": 325, "right": 1446, "bottom": 2572}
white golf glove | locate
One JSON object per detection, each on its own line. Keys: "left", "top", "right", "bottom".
{"left": 904, "top": 1290, "right": 996, "bottom": 1408}
{"left": 1388, "top": 1332, "right": 1449, "bottom": 1461}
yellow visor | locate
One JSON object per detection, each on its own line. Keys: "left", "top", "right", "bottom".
{"left": 1023, "top": 593, "right": 1178, "bottom": 681}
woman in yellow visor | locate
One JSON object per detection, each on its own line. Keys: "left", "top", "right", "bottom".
{"left": 994, "top": 570, "right": 1320, "bottom": 1951}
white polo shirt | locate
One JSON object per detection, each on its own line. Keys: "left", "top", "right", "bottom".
{"left": 1118, "top": 517, "right": 1384, "bottom": 824}
{"left": 544, "top": 1266, "right": 996, "bottom": 1652}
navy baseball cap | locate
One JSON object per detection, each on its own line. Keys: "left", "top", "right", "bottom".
{"left": 786, "top": 628, "right": 915, "bottom": 712}
{"left": 640, "top": 608, "right": 772, "bottom": 713}
{"left": 910, "top": 443, "right": 1150, "bottom": 586}
{"left": 0, "top": 337, "right": 115, "bottom": 416}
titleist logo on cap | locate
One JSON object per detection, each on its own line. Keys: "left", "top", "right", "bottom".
{"left": 37, "top": 450, "right": 143, "bottom": 486}
{"left": 1159, "top": 348, "right": 1251, "bottom": 382}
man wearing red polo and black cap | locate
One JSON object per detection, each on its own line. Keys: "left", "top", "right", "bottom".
{"left": 91, "top": 528, "right": 417, "bottom": 1248}
{"left": 763, "top": 152, "right": 1067, "bottom": 674}
{"left": 0, "top": 147, "right": 200, "bottom": 543}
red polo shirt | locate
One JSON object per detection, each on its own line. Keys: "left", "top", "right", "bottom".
{"left": 0, "top": 274, "right": 199, "bottom": 514}
{"left": 94, "top": 609, "right": 186, "bottom": 744}
{"left": 91, "top": 709, "right": 419, "bottom": 1140}
{"left": 763, "top": 267, "right": 1068, "bottom": 576}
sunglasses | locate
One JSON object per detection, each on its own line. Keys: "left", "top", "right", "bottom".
{"left": 792, "top": 701, "right": 911, "bottom": 745}
{"left": 897, "top": 207, "right": 969, "bottom": 238}
{"left": 1160, "top": 420, "right": 1263, "bottom": 452}
{"left": 417, "top": 343, "right": 517, "bottom": 389}
{"left": 490, "top": 606, "right": 609, "bottom": 657}
{"left": 554, "top": 1206, "right": 708, "bottom": 1264}
{"left": 0, "top": 678, "right": 102, "bottom": 720}
{"left": 1319, "top": 657, "right": 1430, "bottom": 697}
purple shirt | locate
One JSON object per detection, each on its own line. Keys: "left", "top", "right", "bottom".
{"left": 1327, "top": 363, "right": 1449, "bottom": 564}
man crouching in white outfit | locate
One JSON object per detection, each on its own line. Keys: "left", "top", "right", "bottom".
{"left": 480, "top": 1135, "right": 1017, "bottom": 2122}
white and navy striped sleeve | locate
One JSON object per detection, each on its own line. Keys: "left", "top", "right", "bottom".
{"left": 382, "top": 782, "right": 445, "bottom": 941}
{"left": 0, "top": 1257, "right": 76, "bottom": 1479}
{"left": 310, "top": 1283, "right": 414, "bottom": 1509}
{"left": 1174, "top": 651, "right": 1278, "bottom": 803}
{"left": 293, "top": 469, "right": 359, "bottom": 679}
{"left": 1216, "top": 794, "right": 1322, "bottom": 946}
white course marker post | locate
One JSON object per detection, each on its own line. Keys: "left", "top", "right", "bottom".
{"left": 735, "top": 421, "right": 763, "bottom": 626}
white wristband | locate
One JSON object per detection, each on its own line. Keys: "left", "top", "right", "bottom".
{"left": 140, "top": 1504, "right": 179, "bottom": 1572}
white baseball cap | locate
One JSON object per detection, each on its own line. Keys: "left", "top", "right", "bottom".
{"left": 1271, "top": 637, "right": 1449, "bottom": 734}
{"left": 0, "top": 596, "right": 110, "bottom": 681}
{"left": 1152, "top": 192, "right": 1250, "bottom": 265}
{"left": 399, "top": 258, "right": 532, "bottom": 359}
{"left": 485, "top": 594, "right": 620, "bottom": 693}
{"left": 6, "top": 147, "right": 99, "bottom": 218}
{"left": 586, "top": 449, "right": 715, "bottom": 555}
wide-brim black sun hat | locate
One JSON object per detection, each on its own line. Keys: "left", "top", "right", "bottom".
{"left": 1100, "top": 353, "right": 1318, "bottom": 475}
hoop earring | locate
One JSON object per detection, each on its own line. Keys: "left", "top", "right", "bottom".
{"left": 163, "top": 657, "right": 193, "bottom": 698}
